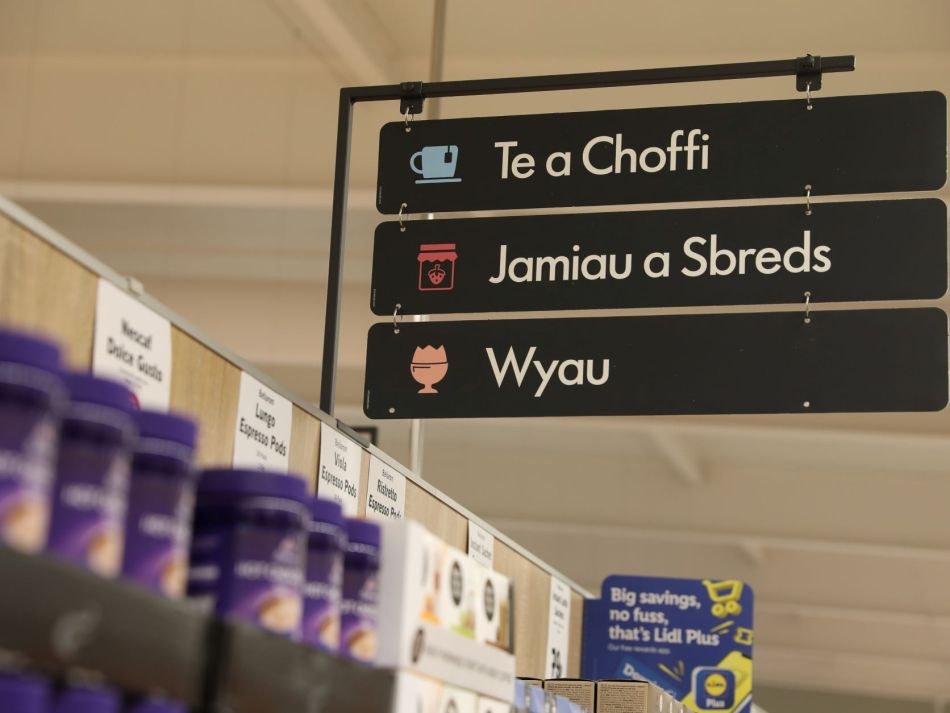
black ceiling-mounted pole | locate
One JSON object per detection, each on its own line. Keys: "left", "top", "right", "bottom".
{"left": 318, "top": 54, "right": 855, "bottom": 415}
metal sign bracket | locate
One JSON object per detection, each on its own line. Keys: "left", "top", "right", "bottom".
{"left": 796, "top": 54, "right": 824, "bottom": 91}
{"left": 319, "top": 54, "right": 856, "bottom": 414}
{"left": 399, "top": 81, "right": 425, "bottom": 116}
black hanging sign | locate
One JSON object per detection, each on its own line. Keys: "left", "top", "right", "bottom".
{"left": 376, "top": 91, "right": 947, "bottom": 214}
{"left": 363, "top": 308, "right": 948, "bottom": 419}
{"left": 371, "top": 199, "right": 947, "bottom": 315}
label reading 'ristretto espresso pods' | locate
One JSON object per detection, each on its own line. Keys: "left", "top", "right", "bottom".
{"left": 364, "top": 456, "right": 406, "bottom": 522}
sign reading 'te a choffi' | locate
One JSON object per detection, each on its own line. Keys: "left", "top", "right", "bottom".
{"left": 363, "top": 308, "right": 948, "bottom": 419}
{"left": 371, "top": 199, "right": 947, "bottom": 316}
{"left": 376, "top": 91, "right": 946, "bottom": 214}
{"left": 582, "top": 575, "right": 755, "bottom": 713}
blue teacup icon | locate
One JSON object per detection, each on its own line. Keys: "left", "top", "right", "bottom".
{"left": 410, "top": 145, "right": 462, "bottom": 184}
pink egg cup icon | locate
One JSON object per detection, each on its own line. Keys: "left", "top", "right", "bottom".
{"left": 411, "top": 345, "right": 448, "bottom": 394}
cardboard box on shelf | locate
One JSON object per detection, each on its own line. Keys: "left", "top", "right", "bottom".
{"left": 544, "top": 679, "right": 595, "bottom": 711}
{"left": 554, "top": 694, "right": 585, "bottom": 713}
{"left": 594, "top": 681, "right": 664, "bottom": 713}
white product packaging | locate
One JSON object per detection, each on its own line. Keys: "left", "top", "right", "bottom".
{"left": 438, "top": 543, "right": 479, "bottom": 639}
{"left": 377, "top": 520, "right": 515, "bottom": 701}
{"left": 478, "top": 694, "right": 515, "bottom": 713}
{"left": 392, "top": 671, "right": 443, "bottom": 713}
{"left": 475, "top": 568, "right": 512, "bottom": 651}
{"left": 441, "top": 686, "right": 479, "bottom": 713}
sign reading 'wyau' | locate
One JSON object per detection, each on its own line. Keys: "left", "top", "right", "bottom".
{"left": 371, "top": 199, "right": 948, "bottom": 315}
{"left": 363, "top": 309, "right": 948, "bottom": 419}
{"left": 376, "top": 91, "right": 947, "bottom": 213}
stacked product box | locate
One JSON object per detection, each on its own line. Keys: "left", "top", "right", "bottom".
{"left": 544, "top": 679, "right": 595, "bottom": 712}
{"left": 536, "top": 679, "right": 696, "bottom": 713}
{"left": 392, "top": 671, "right": 514, "bottom": 713}
{"left": 377, "top": 519, "right": 515, "bottom": 708}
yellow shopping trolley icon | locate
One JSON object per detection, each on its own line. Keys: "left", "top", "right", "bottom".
{"left": 703, "top": 579, "right": 744, "bottom": 619}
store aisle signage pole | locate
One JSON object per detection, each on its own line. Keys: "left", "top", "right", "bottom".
{"left": 319, "top": 55, "right": 857, "bottom": 414}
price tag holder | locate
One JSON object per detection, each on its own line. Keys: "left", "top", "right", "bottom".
{"left": 365, "top": 455, "right": 406, "bottom": 522}
{"left": 318, "top": 423, "right": 363, "bottom": 516}
{"left": 545, "top": 577, "right": 572, "bottom": 679}
{"left": 232, "top": 372, "right": 292, "bottom": 472}
{"left": 467, "top": 521, "right": 495, "bottom": 569}
{"left": 92, "top": 279, "right": 172, "bottom": 410}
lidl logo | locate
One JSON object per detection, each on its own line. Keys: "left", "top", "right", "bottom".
{"left": 692, "top": 667, "right": 734, "bottom": 710}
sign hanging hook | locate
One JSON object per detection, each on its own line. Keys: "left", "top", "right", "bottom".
{"left": 795, "top": 54, "right": 822, "bottom": 106}
{"left": 803, "top": 291, "right": 812, "bottom": 324}
{"left": 399, "top": 202, "right": 408, "bottom": 232}
{"left": 804, "top": 184, "right": 812, "bottom": 216}
{"left": 399, "top": 81, "right": 425, "bottom": 134}
{"left": 393, "top": 303, "right": 403, "bottom": 334}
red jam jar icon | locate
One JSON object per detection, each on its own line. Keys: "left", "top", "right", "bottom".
{"left": 417, "top": 243, "right": 458, "bottom": 292}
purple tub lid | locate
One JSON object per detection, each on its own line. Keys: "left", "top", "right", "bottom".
{"left": 309, "top": 496, "right": 344, "bottom": 529}
{"left": 0, "top": 327, "right": 61, "bottom": 373}
{"left": 197, "top": 469, "right": 309, "bottom": 504}
{"left": 346, "top": 518, "right": 381, "bottom": 549}
{"left": 134, "top": 410, "right": 198, "bottom": 449}
{"left": 0, "top": 670, "right": 50, "bottom": 713}
{"left": 64, "top": 372, "right": 135, "bottom": 412}
{"left": 125, "top": 698, "right": 186, "bottom": 713}
{"left": 52, "top": 684, "right": 120, "bottom": 713}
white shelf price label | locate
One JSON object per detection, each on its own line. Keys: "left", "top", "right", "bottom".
{"left": 365, "top": 455, "right": 406, "bottom": 522}
{"left": 232, "top": 372, "right": 292, "bottom": 473}
{"left": 545, "top": 576, "right": 572, "bottom": 679}
{"left": 92, "top": 279, "right": 172, "bottom": 410}
{"left": 467, "top": 520, "right": 495, "bottom": 569}
{"left": 318, "top": 423, "right": 363, "bottom": 516}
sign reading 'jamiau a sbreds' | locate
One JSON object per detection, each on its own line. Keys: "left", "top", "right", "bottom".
{"left": 363, "top": 309, "right": 948, "bottom": 419}
{"left": 370, "top": 199, "right": 947, "bottom": 315}
{"left": 376, "top": 91, "right": 947, "bottom": 214}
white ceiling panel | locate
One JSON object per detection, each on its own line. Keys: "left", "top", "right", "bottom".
{"left": 0, "top": 0, "right": 306, "bottom": 58}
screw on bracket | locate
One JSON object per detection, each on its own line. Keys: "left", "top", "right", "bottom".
{"left": 399, "top": 81, "right": 425, "bottom": 116}
{"left": 796, "top": 54, "right": 823, "bottom": 92}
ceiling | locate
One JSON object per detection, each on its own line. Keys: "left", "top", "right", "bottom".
{"left": 1, "top": 1, "right": 949, "bottom": 709}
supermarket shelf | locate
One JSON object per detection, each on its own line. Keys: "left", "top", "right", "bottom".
{"left": 0, "top": 546, "right": 211, "bottom": 706}
{"left": 0, "top": 546, "right": 398, "bottom": 713}
{"left": 0, "top": 194, "right": 592, "bottom": 602}
{"left": 211, "top": 621, "right": 395, "bottom": 713}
